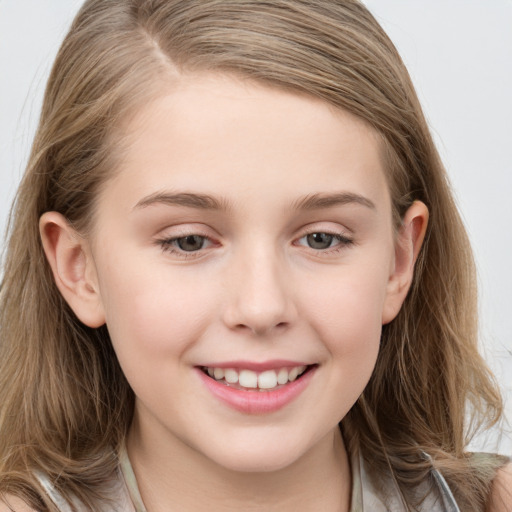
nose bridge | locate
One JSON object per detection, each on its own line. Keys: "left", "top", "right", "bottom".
{"left": 223, "top": 241, "right": 295, "bottom": 335}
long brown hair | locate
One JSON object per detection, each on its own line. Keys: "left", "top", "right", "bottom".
{"left": 0, "top": 1, "right": 505, "bottom": 510}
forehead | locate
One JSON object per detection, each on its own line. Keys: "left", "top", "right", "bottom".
{"left": 97, "top": 73, "right": 390, "bottom": 219}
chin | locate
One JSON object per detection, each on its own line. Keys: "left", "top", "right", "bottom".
{"left": 216, "top": 454, "right": 299, "bottom": 474}
{"left": 202, "top": 436, "right": 309, "bottom": 474}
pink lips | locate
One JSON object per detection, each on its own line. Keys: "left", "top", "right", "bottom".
{"left": 196, "top": 362, "right": 316, "bottom": 415}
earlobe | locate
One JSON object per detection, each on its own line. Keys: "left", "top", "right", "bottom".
{"left": 39, "top": 212, "right": 106, "bottom": 328}
{"left": 382, "top": 201, "right": 429, "bottom": 325}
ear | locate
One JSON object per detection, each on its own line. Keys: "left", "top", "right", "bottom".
{"left": 39, "top": 212, "right": 106, "bottom": 328}
{"left": 382, "top": 201, "right": 429, "bottom": 325}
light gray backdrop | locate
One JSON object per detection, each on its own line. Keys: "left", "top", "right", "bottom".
{"left": 1, "top": 1, "right": 511, "bottom": 453}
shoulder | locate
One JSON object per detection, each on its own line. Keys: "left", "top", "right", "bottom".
{"left": 0, "top": 495, "right": 37, "bottom": 512}
{"left": 487, "top": 462, "right": 512, "bottom": 512}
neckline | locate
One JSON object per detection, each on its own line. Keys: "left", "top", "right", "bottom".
{"left": 118, "top": 442, "right": 147, "bottom": 512}
{"left": 118, "top": 441, "right": 362, "bottom": 512}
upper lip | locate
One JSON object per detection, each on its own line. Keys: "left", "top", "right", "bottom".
{"left": 197, "top": 360, "right": 313, "bottom": 372}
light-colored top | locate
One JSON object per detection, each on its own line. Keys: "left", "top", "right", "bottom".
{"left": 35, "top": 443, "right": 468, "bottom": 511}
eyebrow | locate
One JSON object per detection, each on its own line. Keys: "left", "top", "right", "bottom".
{"left": 133, "top": 190, "right": 376, "bottom": 212}
{"left": 134, "top": 192, "right": 230, "bottom": 211}
{"left": 292, "top": 192, "right": 376, "bottom": 211}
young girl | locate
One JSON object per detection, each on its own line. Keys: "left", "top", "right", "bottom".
{"left": 0, "top": 1, "right": 510, "bottom": 511}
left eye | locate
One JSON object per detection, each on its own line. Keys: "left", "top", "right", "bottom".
{"left": 298, "top": 232, "right": 350, "bottom": 250}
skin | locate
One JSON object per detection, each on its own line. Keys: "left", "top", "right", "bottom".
{"left": 486, "top": 464, "right": 512, "bottom": 512}
{"left": 40, "top": 74, "right": 430, "bottom": 511}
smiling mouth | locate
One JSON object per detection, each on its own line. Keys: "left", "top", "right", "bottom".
{"left": 201, "top": 365, "right": 314, "bottom": 392}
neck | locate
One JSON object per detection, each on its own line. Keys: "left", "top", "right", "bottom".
{"left": 126, "top": 410, "right": 351, "bottom": 512}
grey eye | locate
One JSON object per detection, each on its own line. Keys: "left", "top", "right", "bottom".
{"left": 306, "top": 233, "right": 335, "bottom": 249}
{"left": 176, "top": 235, "right": 206, "bottom": 251}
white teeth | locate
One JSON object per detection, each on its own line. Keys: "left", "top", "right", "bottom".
{"left": 277, "top": 368, "right": 289, "bottom": 385}
{"left": 288, "top": 367, "right": 299, "bottom": 381}
{"left": 258, "top": 370, "right": 278, "bottom": 389}
{"left": 224, "top": 368, "right": 238, "bottom": 384}
{"left": 213, "top": 368, "right": 225, "bottom": 380}
{"left": 239, "top": 370, "right": 258, "bottom": 388}
{"left": 206, "top": 365, "right": 309, "bottom": 390}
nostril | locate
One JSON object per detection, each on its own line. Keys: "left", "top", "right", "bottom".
{"left": 222, "top": 286, "right": 296, "bottom": 335}
{"left": 232, "top": 321, "right": 288, "bottom": 336}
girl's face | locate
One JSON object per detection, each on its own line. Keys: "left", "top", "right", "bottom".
{"left": 74, "top": 75, "right": 421, "bottom": 472}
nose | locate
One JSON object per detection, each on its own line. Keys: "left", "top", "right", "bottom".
{"left": 222, "top": 247, "right": 297, "bottom": 336}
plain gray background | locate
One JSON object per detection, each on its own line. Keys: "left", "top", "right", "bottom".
{"left": 0, "top": 1, "right": 511, "bottom": 453}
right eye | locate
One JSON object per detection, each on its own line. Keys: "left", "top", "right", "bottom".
{"left": 173, "top": 235, "right": 208, "bottom": 252}
{"left": 156, "top": 233, "right": 214, "bottom": 257}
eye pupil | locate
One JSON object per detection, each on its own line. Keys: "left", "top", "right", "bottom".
{"left": 307, "top": 233, "right": 334, "bottom": 249}
{"left": 177, "top": 235, "right": 205, "bottom": 251}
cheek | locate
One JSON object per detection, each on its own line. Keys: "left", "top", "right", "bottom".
{"left": 96, "top": 255, "right": 217, "bottom": 359}
{"left": 297, "top": 264, "right": 388, "bottom": 403}
{"left": 302, "top": 265, "right": 388, "bottom": 349}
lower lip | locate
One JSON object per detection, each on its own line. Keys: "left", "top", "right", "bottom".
{"left": 196, "top": 366, "right": 316, "bottom": 414}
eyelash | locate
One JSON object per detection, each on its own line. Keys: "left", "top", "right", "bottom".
{"left": 155, "top": 229, "right": 354, "bottom": 258}
{"left": 156, "top": 232, "right": 214, "bottom": 258}
{"left": 295, "top": 230, "right": 354, "bottom": 254}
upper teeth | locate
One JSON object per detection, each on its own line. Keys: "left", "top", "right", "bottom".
{"left": 206, "top": 366, "right": 307, "bottom": 390}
